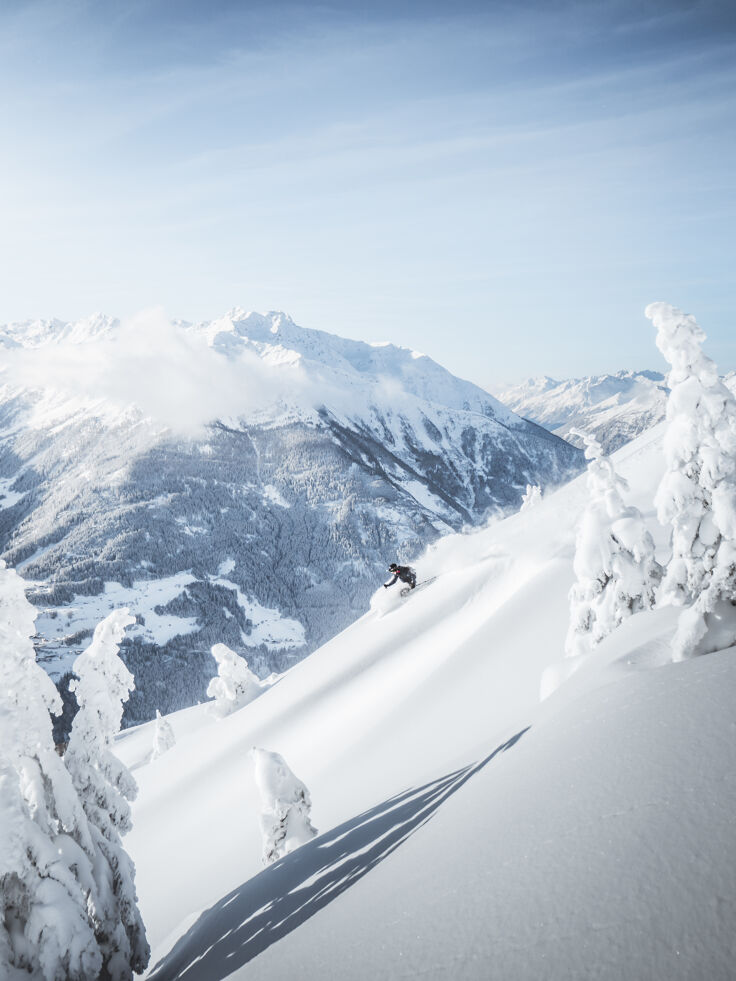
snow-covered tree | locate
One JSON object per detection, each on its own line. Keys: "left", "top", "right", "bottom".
{"left": 566, "top": 431, "right": 662, "bottom": 658}
{"left": 251, "top": 748, "right": 318, "bottom": 865}
{"left": 0, "top": 560, "right": 102, "bottom": 981}
{"left": 65, "top": 608, "right": 150, "bottom": 980}
{"left": 207, "top": 642, "right": 263, "bottom": 717}
{"left": 151, "top": 709, "right": 176, "bottom": 760}
{"left": 520, "top": 484, "right": 542, "bottom": 511}
{"left": 647, "top": 302, "right": 736, "bottom": 659}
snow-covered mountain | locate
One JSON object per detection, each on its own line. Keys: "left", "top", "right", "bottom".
{"left": 0, "top": 309, "right": 582, "bottom": 725}
{"left": 114, "top": 422, "right": 736, "bottom": 980}
{"left": 496, "top": 370, "right": 669, "bottom": 452}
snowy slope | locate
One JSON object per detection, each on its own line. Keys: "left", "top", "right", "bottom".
{"left": 496, "top": 370, "right": 669, "bottom": 452}
{"left": 0, "top": 310, "right": 581, "bottom": 726}
{"left": 114, "top": 422, "right": 736, "bottom": 980}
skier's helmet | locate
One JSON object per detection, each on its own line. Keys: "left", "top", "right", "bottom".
{"left": 389, "top": 562, "right": 398, "bottom": 571}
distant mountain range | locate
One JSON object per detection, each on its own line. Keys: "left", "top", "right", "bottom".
{"left": 497, "top": 369, "right": 736, "bottom": 454}
{"left": 495, "top": 370, "right": 670, "bottom": 453}
{"left": 0, "top": 309, "right": 582, "bottom": 725}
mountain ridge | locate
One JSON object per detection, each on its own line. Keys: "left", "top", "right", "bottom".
{"left": 0, "top": 309, "right": 582, "bottom": 726}
{"left": 495, "top": 369, "right": 669, "bottom": 452}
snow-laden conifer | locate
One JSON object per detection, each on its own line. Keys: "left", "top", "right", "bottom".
{"left": 647, "top": 302, "right": 736, "bottom": 659}
{"left": 207, "top": 642, "right": 263, "bottom": 717}
{"left": 520, "top": 484, "right": 542, "bottom": 511}
{"left": 65, "top": 608, "right": 150, "bottom": 980}
{"left": 0, "top": 560, "right": 102, "bottom": 981}
{"left": 565, "top": 431, "right": 662, "bottom": 658}
{"left": 151, "top": 709, "right": 176, "bottom": 760}
{"left": 251, "top": 748, "right": 318, "bottom": 864}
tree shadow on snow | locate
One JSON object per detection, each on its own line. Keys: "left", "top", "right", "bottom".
{"left": 148, "top": 728, "right": 529, "bottom": 981}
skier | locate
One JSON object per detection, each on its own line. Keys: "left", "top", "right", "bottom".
{"left": 384, "top": 562, "right": 417, "bottom": 590}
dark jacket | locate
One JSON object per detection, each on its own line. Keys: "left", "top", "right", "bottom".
{"left": 384, "top": 565, "right": 416, "bottom": 588}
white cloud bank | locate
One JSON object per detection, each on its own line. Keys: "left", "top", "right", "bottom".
{"left": 0, "top": 308, "right": 308, "bottom": 437}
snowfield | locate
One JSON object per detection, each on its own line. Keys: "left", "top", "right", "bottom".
{"left": 114, "top": 423, "right": 736, "bottom": 980}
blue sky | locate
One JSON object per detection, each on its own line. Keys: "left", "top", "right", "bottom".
{"left": 1, "top": 0, "right": 734, "bottom": 389}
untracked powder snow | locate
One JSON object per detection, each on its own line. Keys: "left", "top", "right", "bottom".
{"left": 111, "top": 420, "right": 736, "bottom": 981}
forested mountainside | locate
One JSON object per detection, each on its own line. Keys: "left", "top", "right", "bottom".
{"left": 0, "top": 310, "right": 582, "bottom": 725}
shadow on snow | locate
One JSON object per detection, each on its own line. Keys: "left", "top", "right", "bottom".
{"left": 148, "top": 728, "right": 530, "bottom": 980}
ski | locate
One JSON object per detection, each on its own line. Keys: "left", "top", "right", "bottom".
{"left": 400, "top": 576, "right": 438, "bottom": 597}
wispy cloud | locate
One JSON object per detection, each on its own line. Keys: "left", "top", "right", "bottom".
{"left": 0, "top": 309, "right": 308, "bottom": 436}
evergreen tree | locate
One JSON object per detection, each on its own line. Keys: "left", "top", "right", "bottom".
{"left": 65, "top": 609, "right": 150, "bottom": 980}
{"left": 647, "top": 302, "right": 736, "bottom": 659}
{"left": 151, "top": 709, "right": 176, "bottom": 760}
{"left": 566, "top": 431, "right": 662, "bottom": 658}
{"left": 0, "top": 561, "right": 102, "bottom": 981}
{"left": 207, "top": 642, "right": 263, "bottom": 717}
{"left": 251, "top": 748, "right": 318, "bottom": 865}
{"left": 520, "top": 484, "right": 542, "bottom": 511}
